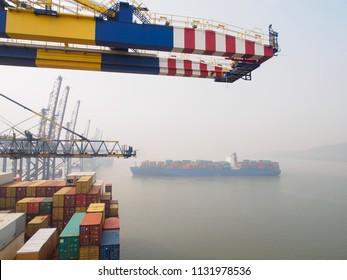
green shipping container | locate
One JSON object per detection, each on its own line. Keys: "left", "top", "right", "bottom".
{"left": 40, "top": 197, "right": 53, "bottom": 215}
{"left": 58, "top": 212, "right": 85, "bottom": 260}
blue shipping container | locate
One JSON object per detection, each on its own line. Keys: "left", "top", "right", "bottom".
{"left": 100, "top": 230, "right": 120, "bottom": 260}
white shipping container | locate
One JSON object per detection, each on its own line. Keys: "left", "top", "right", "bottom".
{"left": 66, "top": 171, "right": 96, "bottom": 186}
{"left": 93, "top": 179, "right": 104, "bottom": 188}
{"left": 0, "top": 213, "right": 26, "bottom": 251}
{"left": 0, "top": 232, "right": 25, "bottom": 260}
{"left": 0, "top": 173, "right": 14, "bottom": 186}
{"left": 16, "top": 228, "right": 57, "bottom": 260}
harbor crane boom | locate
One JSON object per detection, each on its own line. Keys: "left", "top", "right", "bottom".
{"left": 0, "top": 0, "right": 279, "bottom": 83}
{"left": 0, "top": 93, "right": 137, "bottom": 159}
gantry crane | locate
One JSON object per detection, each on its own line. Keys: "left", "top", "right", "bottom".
{"left": 0, "top": 0, "right": 279, "bottom": 84}
{"left": 0, "top": 92, "right": 136, "bottom": 178}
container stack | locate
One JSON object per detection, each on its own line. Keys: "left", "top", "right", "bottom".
{"left": 79, "top": 213, "right": 103, "bottom": 260}
{"left": 0, "top": 171, "right": 121, "bottom": 260}
{"left": 110, "top": 200, "right": 119, "bottom": 218}
{"left": 16, "top": 228, "right": 58, "bottom": 260}
{"left": 27, "top": 216, "right": 49, "bottom": 238}
{"left": 16, "top": 197, "right": 53, "bottom": 226}
{"left": 0, "top": 178, "right": 64, "bottom": 212}
{"left": 52, "top": 187, "right": 75, "bottom": 233}
{"left": 0, "top": 213, "right": 26, "bottom": 260}
{"left": 58, "top": 212, "right": 85, "bottom": 260}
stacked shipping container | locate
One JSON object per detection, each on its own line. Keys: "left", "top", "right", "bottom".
{"left": 0, "top": 213, "right": 26, "bottom": 259}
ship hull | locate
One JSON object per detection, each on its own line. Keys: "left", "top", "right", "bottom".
{"left": 130, "top": 167, "right": 280, "bottom": 177}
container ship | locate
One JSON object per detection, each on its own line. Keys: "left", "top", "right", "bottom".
{"left": 130, "top": 153, "right": 281, "bottom": 176}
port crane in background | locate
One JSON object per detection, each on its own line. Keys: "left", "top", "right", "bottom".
{"left": 0, "top": 92, "right": 136, "bottom": 179}
{"left": 0, "top": 0, "right": 279, "bottom": 84}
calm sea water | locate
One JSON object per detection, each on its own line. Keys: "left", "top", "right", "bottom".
{"left": 96, "top": 159, "right": 347, "bottom": 260}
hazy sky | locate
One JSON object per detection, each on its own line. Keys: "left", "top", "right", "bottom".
{"left": 1, "top": 0, "right": 347, "bottom": 162}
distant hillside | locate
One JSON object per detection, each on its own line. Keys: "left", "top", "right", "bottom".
{"left": 260, "top": 142, "right": 347, "bottom": 162}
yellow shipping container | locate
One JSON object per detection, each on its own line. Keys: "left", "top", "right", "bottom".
{"left": 53, "top": 187, "right": 72, "bottom": 207}
{"left": 0, "top": 198, "right": 6, "bottom": 209}
{"left": 16, "top": 197, "right": 34, "bottom": 213}
{"left": 110, "top": 204, "right": 119, "bottom": 218}
{"left": 5, "top": 197, "right": 16, "bottom": 209}
{"left": 52, "top": 207, "right": 64, "bottom": 220}
{"left": 76, "top": 175, "right": 92, "bottom": 194}
{"left": 79, "top": 245, "right": 99, "bottom": 260}
{"left": 75, "top": 207, "right": 87, "bottom": 213}
{"left": 27, "top": 216, "right": 49, "bottom": 237}
{"left": 87, "top": 203, "right": 105, "bottom": 225}
{"left": 0, "top": 232, "right": 25, "bottom": 260}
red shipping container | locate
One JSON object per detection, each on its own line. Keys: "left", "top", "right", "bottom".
{"left": 105, "top": 183, "right": 112, "bottom": 193}
{"left": 15, "top": 187, "right": 27, "bottom": 200}
{"left": 52, "top": 220, "right": 64, "bottom": 233}
{"left": 35, "top": 187, "right": 46, "bottom": 197}
{"left": 76, "top": 193, "right": 87, "bottom": 207}
{"left": 87, "top": 186, "right": 101, "bottom": 206}
{"left": 46, "top": 187, "right": 56, "bottom": 197}
{"left": 63, "top": 207, "right": 75, "bottom": 221}
{"left": 64, "top": 187, "right": 76, "bottom": 207}
{"left": 27, "top": 197, "right": 44, "bottom": 214}
{"left": 79, "top": 213, "right": 102, "bottom": 246}
{"left": 103, "top": 217, "right": 120, "bottom": 230}
{"left": 0, "top": 186, "right": 7, "bottom": 197}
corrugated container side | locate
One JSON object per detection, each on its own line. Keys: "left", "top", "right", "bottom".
{"left": 0, "top": 232, "right": 25, "bottom": 260}
{"left": 53, "top": 187, "right": 73, "bottom": 207}
{"left": 87, "top": 186, "right": 101, "bottom": 205}
{"left": 63, "top": 207, "right": 75, "bottom": 222}
{"left": 16, "top": 228, "right": 58, "bottom": 260}
{"left": 0, "top": 198, "right": 7, "bottom": 209}
{"left": 79, "top": 245, "right": 99, "bottom": 260}
{"left": 39, "top": 197, "right": 53, "bottom": 215}
{"left": 79, "top": 213, "right": 102, "bottom": 246}
{"left": 76, "top": 194, "right": 87, "bottom": 207}
{"left": 64, "top": 187, "right": 76, "bottom": 207}
{"left": 0, "top": 213, "right": 26, "bottom": 251}
{"left": 103, "top": 217, "right": 120, "bottom": 230}
{"left": 5, "top": 197, "right": 16, "bottom": 210}
{"left": 27, "top": 216, "right": 49, "bottom": 237}
{"left": 59, "top": 213, "right": 85, "bottom": 260}
{"left": 52, "top": 207, "right": 64, "bottom": 221}
{"left": 110, "top": 203, "right": 119, "bottom": 218}
{"left": 27, "top": 197, "right": 44, "bottom": 214}
{"left": 76, "top": 176, "right": 93, "bottom": 194}
{"left": 100, "top": 230, "right": 120, "bottom": 260}
{"left": 75, "top": 207, "right": 87, "bottom": 213}
{"left": 15, "top": 197, "right": 33, "bottom": 213}
{"left": 105, "top": 183, "right": 112, "bottom": 193}
{"left": 52, "top": 220, "right": 64, "bottom": 233}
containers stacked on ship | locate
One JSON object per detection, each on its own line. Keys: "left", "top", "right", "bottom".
{"left": 16, "top": 197, "right": 53, "bottom": 232}
{"left": 66, "top": 172, "right": 96, "bottom": 186}
{"left": 0, "top": 213, "right": 26, "bottom": 260}
{"left": 16, "top": 228, "right": 58, "bottom": 260}
{"left": 58, "top": 212, "right": 85, "bottom": 260}
{"left": 52, "top": 187, "right": 75, "bottom": 233}
{"left": 27, "top": 216, "right": 50, "bottom": 238}
{"left": 110, "top": 200, "right": 119, "bottom": 218}
{"left": 0, "top": 178, "right": 64, "bottom": 211}
{"left": 87, "top": 203, "right": 106, "bottom": 226}
{"left": 79, "top": 213, "right": 103, "bottom": 260}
